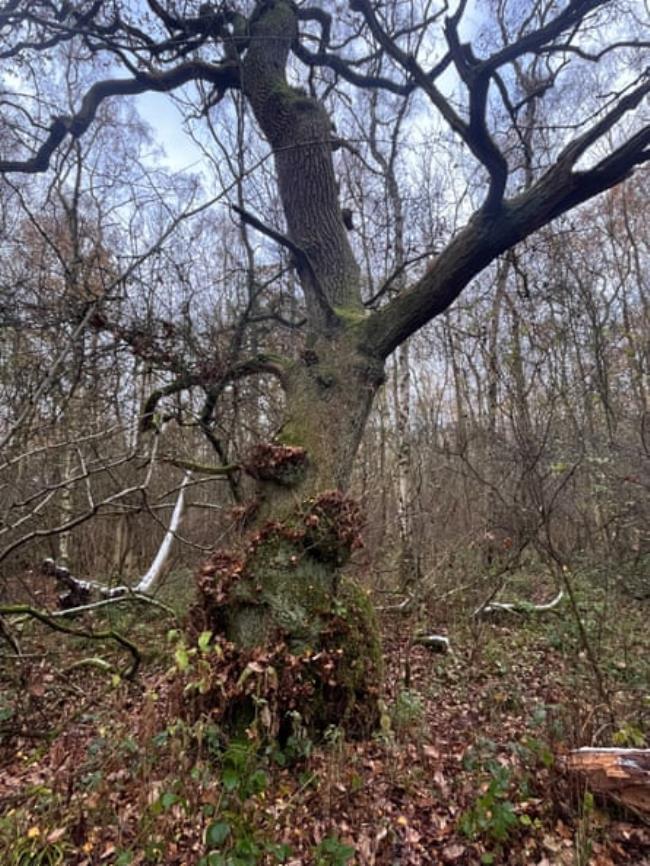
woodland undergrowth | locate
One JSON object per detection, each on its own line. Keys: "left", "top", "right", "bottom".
{"left": 0, "top": 569, "right": 648, "bottom": 866}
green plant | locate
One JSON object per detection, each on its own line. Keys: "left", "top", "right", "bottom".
{"left": 167, "top": 628, "right": 220, "bottom": 695}
{"left": 197, "top": 739, "right": 291, "bottom": 866}
{"left": 199, "top": 830, "right": 292, "bottom": 866}
{"left": 612, "top": 722, "right": 645, "bottom": 747}
{"left": 391, "top": 688, "right": 425, "bottom": 737}
{"left": 271, "top": 711, "right": 314, "bottom": 766}
{"left": 220, "top": 740, "right": 269, "bottom": 798}
{"left": 142, "top": 837, "right": 166, "bottom": 863}
{"left": 460, "top": 741, "right": 521, "bottom": 856}
{"left": 314, "top": 835, "right": 355, "bottom": 866}
{"left": 149, "top": 779, "right": 189, "bottom": 816}
{"left": 513, "top": 735, "right": 554, "bottom": 771}
{"left": 574, "top": 791, "right": 595, "bottom": 866}
{"left": 459, "top": 761, "right": 518, "bottom": 845}
{"left": 11, "top": 828, "right": 72, "bottom": 866}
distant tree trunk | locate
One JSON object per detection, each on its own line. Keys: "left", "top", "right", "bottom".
{"left": 504, "top": 274, "right": 544, "bottom": 551}
{"left": 393, "top": 340, "right": 418, "bottom": 591}
{"left": 377, "top": 385, "right": 390, "bottom": 544}
{"left": 112, "top": 513, "right": 136, "bottom": 579}
{"left": 58, "top": 448, "right": 74, "bottom": 570}
{"left": 367, "top": 91, "right": 418, "bottom": 592}
{"left": 486, "top": 260, "right": 508, "bottom": 439}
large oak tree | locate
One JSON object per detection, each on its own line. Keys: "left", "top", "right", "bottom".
{"left": 1, "top": 0, "right": 648, "bottom": 733}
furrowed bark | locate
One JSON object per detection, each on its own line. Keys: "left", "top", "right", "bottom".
{"left": 241, "top": 0, "right": 363, "bottom": 330}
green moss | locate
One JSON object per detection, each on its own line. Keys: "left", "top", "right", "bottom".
{"left": 252, "top": 0, "right": 295, "bottom": 34}
{"left": 335, "top": 578, "right": 383, "bottom": 691}
{"left": 276, "top": 419, "right": 312, "bottom": 450}
{"left": 199, "top": 494, "right": 383, "bottom": 739}
{"left": 333, "top": 305, "right": 369, "bottom": 328}
{"left": 215, "top": 576, "right": 382, "bottom": 738}
{"left": 218, "top": 562, "right": 382, "bottom": 736}
{"left": 269, "top": 80, "right": 310, "bottom": 107}
{"left": 223, "top": 533, "right": 334, "bottom": 650}
{"left": 228, "top": 604, "right": 269, "bottom": 647}
{"left": 302, "top": 578, "right": 382, "bottom": 737}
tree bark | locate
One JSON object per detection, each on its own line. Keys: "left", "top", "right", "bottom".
{"left": 193, "top": 332, "right": 385, "bottom": 737}
{"left": 241, "top": 0, "right": 362, "bottom": 330}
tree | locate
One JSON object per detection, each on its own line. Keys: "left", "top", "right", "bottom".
{"left": 1, "top": 0, "right": 648, "bottom": 735}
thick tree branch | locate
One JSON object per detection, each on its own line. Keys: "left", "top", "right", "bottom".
{"left": 444, "top": 19, "right": 508, "bottom": 210}
{"left": 362, "top": 125, "right": 649, "bottom": 358}
{"left": 0, "top": 61, "right": 239, "bottom": 174}
{"left": 140, "top": 375, "right": 203, "bottom": 432}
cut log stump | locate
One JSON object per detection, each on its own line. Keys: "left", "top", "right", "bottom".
{"left": 567, "top": 748, "right": 650, "bottom": 814}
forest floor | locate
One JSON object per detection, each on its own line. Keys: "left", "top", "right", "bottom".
{"left": 0, "top": 570, "right": 648, "bottom": 866}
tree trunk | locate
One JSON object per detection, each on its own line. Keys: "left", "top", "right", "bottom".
{"left": 183, "top": 0, "right": 388, "bottom": 739}
{"left": 393, "top": 340, "right": 418, "bottom": 592}
{"left": 193, "top": 334, "right": 385, "bottom": 738}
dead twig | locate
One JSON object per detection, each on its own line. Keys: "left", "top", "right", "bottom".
{"left": 0, "top": 604, "right": 140, "bottom": 679}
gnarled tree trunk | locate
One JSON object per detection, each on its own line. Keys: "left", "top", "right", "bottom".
{"left": 186, "top": 1, "right": 390, "bottom": 738}
{"left": 194, "top": 335, "right": 386, "bottom": 737}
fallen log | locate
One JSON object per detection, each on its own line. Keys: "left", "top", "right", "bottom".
{"left": 41, "top": 470, "right": 191, "bottom": 607}
{"left": 474, "top": 589, "right": 564, "bottom": 620}
{"left": 567, "top": 748, "right": 650, "bottom": 814}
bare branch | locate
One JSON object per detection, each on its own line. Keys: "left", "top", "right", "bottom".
{"left": 232, "top": 204, "right": 339, "bottom": 329}
{"left": 0, "top": 61, "right": 239, "bottom": 174}
{"left": 479, "top": 0, "right": 611, "bottom": 74}
{"left": 160, "top": 457, "right": 240, "bottom": 476}
{"left": 557, "top": 72, "right": 650, "bottom": 169}
{"left": 0, "top": 604, "right": 140, "bottom": 679}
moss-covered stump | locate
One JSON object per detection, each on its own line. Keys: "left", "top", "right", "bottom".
{"left": 189, "top": 492, "right": 382, "bottom": 739}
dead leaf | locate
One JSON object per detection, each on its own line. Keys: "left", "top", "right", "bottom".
{"left": 442, "top": 843, "right": 466, "bottom": 862}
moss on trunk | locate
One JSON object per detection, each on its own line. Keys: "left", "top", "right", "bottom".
{"left": 187, "top": 337, "right": 386, "bottom": 740}
{"left": 191, "top": 490, "right": 382, "bottom": 739}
